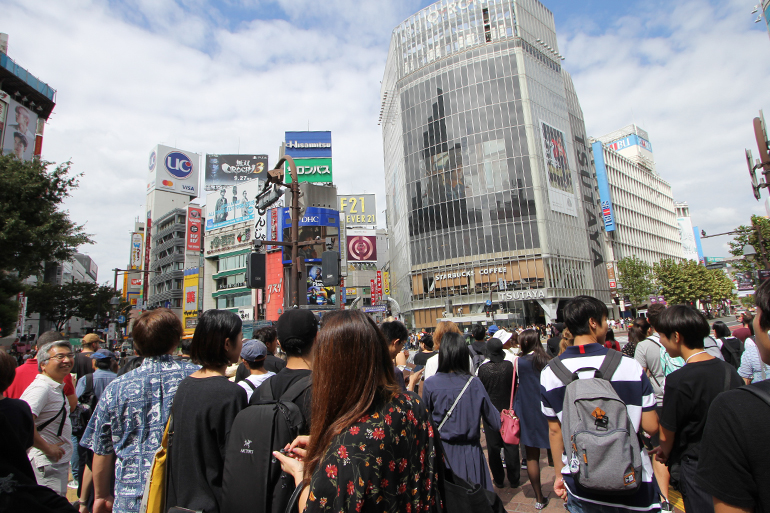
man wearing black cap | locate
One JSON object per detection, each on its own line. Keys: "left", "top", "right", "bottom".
{"left": 250, "top": 309, "right": 318, "bottom": 426}
{"left": 546, "top": 322, "right": 564, "bottom": 358}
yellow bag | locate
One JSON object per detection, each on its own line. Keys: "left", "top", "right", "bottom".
{"left": 140, "top": 413, "right": 173, "bottom": 513}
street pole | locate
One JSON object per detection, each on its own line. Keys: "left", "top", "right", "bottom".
{"left": 264, "top": 156, "right": 300, "bottom": 307}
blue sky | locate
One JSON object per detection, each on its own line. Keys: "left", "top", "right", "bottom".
{"left": 2, "top": 0, "right": 770, "bottom": 278}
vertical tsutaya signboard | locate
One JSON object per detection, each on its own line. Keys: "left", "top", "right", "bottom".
{"left": 338, "top": 194, "right": 377, "bottom": 226}
{"left": 539, "top": 120, "right": 577, "bottom": 217}
{"left": 205, "top": 180, "right": 264, "bottom": 231}
{"left": 592, "top": 141, "right": 617, "bottom": 232}
{"left": 186, "top": 206, "right": 202, "bottom": 251}
{"left": 183, "top": 268, "right": 199, "bottom": 334}
{"left": 147, "top": 145, "right": 200, "bottom": 198}
{"left": 346, "top": 229, "right": 377, "bottom": 262}
{"left": 130, "top": 233, "right": 143, "bottom": 269}
{"left": 204, "top": 154, "right": 268, "bottom": 190}
{"left": 1, "top": 97, "right": 39, "bottom": 161}
{"left": 677, "top": 216, "right": 699, "bottom": 262}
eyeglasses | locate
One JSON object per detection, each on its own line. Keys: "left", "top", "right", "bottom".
{"left": 49, "top": 353, "right": 75, "bottom": 362}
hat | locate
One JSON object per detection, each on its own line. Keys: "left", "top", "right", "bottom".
{"left": 487, "top": 325, "right": 499, "bottom": 335}
{"left": 553, "top": 322, "right": 565, "bottom": 334}
{"left": 492, "top": 329, "right": 513, "bottom": 344}
{"left": 276, "top": 308, "right": 319, "bottom": 346}
{"left": 486, "top": 338, "right": 505, "bottom": 363}
{"left": 90, "top": 349, "right": 115, "bottom": 360}
{"left": 240, "top": 340, "right": 268, "bottom": 362}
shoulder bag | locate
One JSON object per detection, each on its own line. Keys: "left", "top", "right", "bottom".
{"left": 140, "top": 411, "right": 174, "bottom": 513}
{"left": 499, "top": 359, "right": 520, "bottom": 445}
{"left": 437, "top": 376, "right": 474, "bottom": 432}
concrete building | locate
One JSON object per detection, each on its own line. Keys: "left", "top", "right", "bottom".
{"left": 147, "top": 208, "right": 187, "bottom": 314}
{"left": 380, "top": 0, "right": 611, "bottom": 329}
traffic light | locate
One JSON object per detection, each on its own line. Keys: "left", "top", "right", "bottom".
{"left": 321, "top": 250, "right": 339, "bottom": 286}
{"left": 246, "top": 252, "right": 265, "bottom": 288}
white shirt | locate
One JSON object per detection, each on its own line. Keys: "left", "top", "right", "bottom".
{"left": 21, "top": 373, "right": 73, "bottom": 467}
{"left": 238, "top": 371, "right": 275, "bottom": 402}
{"left": 424, "top": 353, "right": 474, "bottom": 380}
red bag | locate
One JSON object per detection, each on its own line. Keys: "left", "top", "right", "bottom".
{"left": 499, "top": 358, "right": 520, "bottom": 445}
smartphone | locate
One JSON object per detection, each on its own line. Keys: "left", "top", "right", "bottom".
{"left": 412, "top": 365, "right": 424, "bottom": 373}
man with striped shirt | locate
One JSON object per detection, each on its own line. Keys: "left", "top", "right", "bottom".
{"left": 541, "top": 296, "right": 661, "bottom": 512}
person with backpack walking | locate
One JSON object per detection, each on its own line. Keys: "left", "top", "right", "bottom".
{"left": 469, "top": 324, "right": 488, "bottom": 373}
{"left": 712, "top": 321, "right": 744, "bottom": 369}
{"left": 423, "top": 332, "right": 500, "bottom": 491}
{"left": 236, "top": 339, "right": 275, "bottom": 402}
{"left": 166, "top": 310, "right": 248, "bottom": 513}
{"left": 696, "top": 284, "right": 770, "bottom": 513}
{"left": 648, "top": 305, "right": 743, "bottom": 513}
{"left": 476, "top": 337, "right": 519, "bottom": 490}
{"left": 540, "top": 295, "right": 661, "bottom": 512}
{"left": 272, "top": 310, "right": 444, "bottom": 513}
{"left": 514, "top": 329, "right": 551, "bottom": 510}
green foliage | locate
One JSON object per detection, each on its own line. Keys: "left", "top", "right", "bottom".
{"left": 0, "top": 155, "right": 92, "bottom": 278}
{"left": 0, "top": 275, "right": 23, "bottom": 337}
{"left": 26, "top": 282, "right": 123, "bottom": 332}
{"left": 729, "top": 215, "right": 770, "bottom": 273}
{"left": 741, "top": 295, "right": 756, "bottom": 308}
{"left": 615, "top": 256, "right": 655, "bottom": 308}
{"left": 652, "top": 258, "right": 736, "bottom": 305}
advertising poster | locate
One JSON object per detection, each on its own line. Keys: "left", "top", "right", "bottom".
{"left": 307, "top": 264, "right": 336, "bottom": 306}
{"left": 279, "top": 207, "right": 340, "bottom": 264}
{"left": 539, "top": 120, "right": 577, "bottom": 217}
{"left": 205, "top": 154, "right": 268, "bottom": 189}
{"left": 376, "top": 271, "right": 383, "bottom": 301}
{"left": 383, "top": 271, "right": 390, "bottom": 296}
{"left": 338, "top": 194, "right": 377, "bottom": 226}
{"left": 346, "top": 229, "right": 377, "bottom": 262}
{"left": 183, "top": 268, "right": 199, "bottom": 334}
{"left": 0, "top": 92, "right": 8, "bottom": 152}
{"left": 592, "top": 141, "right": 616, "bottom": 232}
{"left": 147, "top": 145, "right": 200, "bottom": 198}
{"left": 370, "top": 280, "right": 376, "bottom": 304}
{"left": 205, "top": 179, "right": 264, "bottom": 231}
{"left": 143, "top": 212, "right": 152, "bottom": 299}
{"left": 186, "top": 206, "right": 202, "bottom": 251}
{"left": 130, "top": 233, "right": 143, "bottom": 269}
{"left": 736, "top": 272, "right": 755, "bottom": 292}
{"left": 1, "top": 97, "right": 38, "bottom": 161}
{"left": 677, "top": 217, "right": 699, "bottom": 262}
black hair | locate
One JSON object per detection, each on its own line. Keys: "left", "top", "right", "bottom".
{"left": 190, "top": 309, "right": 242, "bottom": 368}
{"left": 380, "top": 320, "right": 409, "bottom": 343}
{"left": 246, "top": 358, "right": 265, "bottom": 370}
{"left": 180, "top": 337, "right": 193, "bottom": 355}
{"left": 605, "top": 329, "right": 616, "bottom": 341}
{"left": 633, "top": 317, "right": 651, "bottom": 338}
{"left": 563, "top": 296, "right": 608, "bottom": 337}
{"left": 518, "top": 329, "right": 549, "bottom": 372}
{"left": 756, "top": 279, "right": 770, "bottom": 331}
{"left": 254, "top": 326, "right": 277, "bottom": 346}
{"left": 437, "top": 332, "right": 470, "bottom": 375}
{"left": 472, "top": 324, "right": 486, "bottom": 341}
{"left": 712, "top": 321, "right": 732, "bottom": 339}
{"left": 656, "top": 304, "right": 710, "bottom": 350}
{"left": 95, "top": 358, "right": 112, "bottom": 370}
{"left": 646, "top": 304, "right": 666, "bottom": 331}
{"left": 421, "top": 334, "right": 434, "bottom": 350}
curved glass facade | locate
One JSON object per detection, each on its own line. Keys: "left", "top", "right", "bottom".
{"left": 381, "top": 0, "right": 611, "bottom": 328}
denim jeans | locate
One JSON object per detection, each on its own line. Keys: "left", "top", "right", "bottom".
{"left": 566, "top": 493, "right": 661, "bottom": 513}
{"left": 70, "top": 434, "right": 80, "bottom": 481}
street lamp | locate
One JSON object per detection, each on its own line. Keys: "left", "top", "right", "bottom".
{"left": 744, "top": 244, "right": 758, "bottom": 261}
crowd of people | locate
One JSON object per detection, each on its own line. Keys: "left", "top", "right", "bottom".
{"left": 3, "top": 284, "right": 770, "bottom": 513}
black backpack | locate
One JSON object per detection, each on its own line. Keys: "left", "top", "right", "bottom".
{"left": 70, "top": 374, "right": 98, "bottom": 437}
{"left": 221, "top": 375, "right": 311, "bottom": 513}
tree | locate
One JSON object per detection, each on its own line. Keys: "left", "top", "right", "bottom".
{"left": 616, "top": 256, "right": 655, "bottom": 308}
{"left": 729, "top": 215, "right": 770, "bottom": 273}
{"left": 26, "top": 281, "right": 91, "bottom": 332}
{"left": 653, "top": 258, "right": 693, "bottom": 305}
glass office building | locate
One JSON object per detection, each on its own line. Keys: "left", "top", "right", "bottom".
{"left": 381, "top": 0, "right": 611, "bottom": 329}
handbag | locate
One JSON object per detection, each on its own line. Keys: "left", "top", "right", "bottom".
{"left": 499, "top": 358, "right": 520, "bottom": 445}
{"left": 139, "top": 411, "right": 174, "bottom": 513}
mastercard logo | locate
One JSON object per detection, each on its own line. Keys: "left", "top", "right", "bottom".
{"left": 162, "top": 180, "right": 174, "bottom": 186}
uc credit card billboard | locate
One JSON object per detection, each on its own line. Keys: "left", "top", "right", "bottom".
{"left": 279, "top": 207, "right": 339, "bottom": 264}
{"left": 147, "top": 144, "right": 200, "bottom": 198}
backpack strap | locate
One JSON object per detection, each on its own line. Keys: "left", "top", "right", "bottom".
{"left": 597, "top": 349, "right": 623, "bottom": 381}
{"left": 280, "top": 375, "right": 312, "bottom": 403}
{"left": 547, "top": 356, "right": 574, "bottom": 386}
{"left": 723, "top": 365, "right": 733, "bottom": 392}
{"left": 738, "top": 384, "right": 770, "bottom": 407}
{"left": 242, "top": 379, "right": 258, "bottom": 392}
{"left": 38, "top": 391, "right": 67, "bottom": 437}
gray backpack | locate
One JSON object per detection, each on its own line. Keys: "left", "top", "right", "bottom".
{"left": 548, "top": 349, "right": 642, "bottom": 495}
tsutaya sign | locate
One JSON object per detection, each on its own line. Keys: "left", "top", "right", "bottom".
{"left": 498, "top": 289, "right": 547, "bottom": 301}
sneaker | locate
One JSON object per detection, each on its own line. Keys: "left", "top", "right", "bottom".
{"left": 660, "top": 499, "right": 673, "bottom": 512}
{"left": 535, "top": 498, "right": 549, "bottom": 510}
{"left": 67, "top": 479, "right": 79, "bottom": 489}
{"left": 521, "top": 459, "right": 528, "bottom": 469}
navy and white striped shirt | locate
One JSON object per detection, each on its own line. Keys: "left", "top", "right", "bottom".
{"left": 540, "top": 343, "right": 660, "bottom": 511}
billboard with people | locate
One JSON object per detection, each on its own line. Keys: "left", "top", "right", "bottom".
{"left": 1, "top": 97, "right": 39, "bottom": 161}
{"left": 205, "top": 179, "right": 264, "bottom": 231}
{"left": 204, "top": 154, "right": 268, "bottom": 190}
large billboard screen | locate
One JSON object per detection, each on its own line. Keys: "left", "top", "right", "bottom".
{"left": 346, "top": 229, "right": 377, "bottom": 262}
{"left": 592, "top": 141, "right": 616, "bottom": 232}
{"left": 306, "top": 265, "right": 336, "bottom": 306}
{"left": 284, "top": 131, "right": 332, "bottom": 158}
{"left": 147, "top": 145, "right": 200, "bottom": 198}
{"left": 205, "top": 179, "right": 264, "bottom": 231}
{"left": 279, "top": 207, "right": 340, "bottom": 264}
{"left": 186, "top": 206, "right": 202, "bottom": 251}
{"left": 539, "top": 120, "right": 577, "bottom": 217}
{"left": 204, "top": 154, "right": 268, "bottom": 190}
{"left": 1, "top": 97, "right": 39, "bottom": 161}
{"left": 339, "top": 194, "right": 376, "bottom": 226}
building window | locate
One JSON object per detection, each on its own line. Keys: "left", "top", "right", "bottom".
{"left": 215, "top": 291, "right": 251, "bottom": 309}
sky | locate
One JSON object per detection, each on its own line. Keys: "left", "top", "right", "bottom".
{"left": 2, "top": 0, "right": 770, "bottom": 284}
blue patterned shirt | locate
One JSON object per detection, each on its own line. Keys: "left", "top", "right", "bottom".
{"left": 80, "top": 355, "right": 199, "bottom": 513}
{"left": 738, "top": 338, "right": 769, "bottom": 383}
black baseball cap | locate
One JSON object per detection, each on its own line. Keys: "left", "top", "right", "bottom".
{"left": 276, "top": 309, "right": 319, "bottom": 346}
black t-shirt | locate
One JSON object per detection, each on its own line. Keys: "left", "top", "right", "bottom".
{"left": 0, "top": 398, "right": 35, "bottom": 480}
{"left": 167, "top": 375, "right": 247, "bottom": 513}
{"left": 235, "top": 353, "right": 287, "bottom": 382}
{"left": 251, "top": 368, "right": 313, "bottom": 433}
{"left": 73, "top": 351, "right": 95, "bottom": 382}
{"left": 546, "top": 336, "right": 561, "bottom": 358}
{"left": 696, "top": 381, "right": 770, "bottom": 511}
{"left": 413, "top": 351, "right": 437, "bottom": 367}
{"left": 660, "top": 358, "right": 743, "bottom": 465}
{"left": 477, "top": 360, "right": 514, "bottom": 412}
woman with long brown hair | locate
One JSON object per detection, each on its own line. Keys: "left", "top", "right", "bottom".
{"left": 424, "top": 320, "right": 463, "bottom": 380}
{"left": 623, "top": 317, "right": 650, "bottom": 358}
{"left": 273, "top": 310, "right": 443, "bottom": 512}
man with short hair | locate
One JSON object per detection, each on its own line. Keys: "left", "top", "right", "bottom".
{"left": 237, "top": 340, "right": 275, "bottom": 402}
{"left": 541, "top": 295, "right": 660, "bottom": 512}
{"left": 546, "top": 322, "right": 564, "bottom": 358}
{"left": 733, "top": 312, "right": 754, "bottom": 343}
{"left": 235, "top": 325, "right": 286, "bottom": 382}
{"left": 74, "top": 334, "right": 101, "bottom": 383}
{"left": 80, "top": 308, "right": 199, "bottom": 513}
{"left": 470, "top": 324, "right": 488, "bottom": 368}
{"left": 20, "top": 340, "right": 75, "bottom": 496}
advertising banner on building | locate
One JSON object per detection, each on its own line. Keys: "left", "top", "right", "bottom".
{"left": 539, "top": 120, "right": 577, "bottom": 217}
{"left": 204, "top": 154, "right": 268, "bottom": 190}
{"left": 265, "top": 251, "right": 284, "bottom": 321}
{"left": 376, "top": 271, "right": 383, "bottom": 301}
{"left": 346, "top": 229, "right": 377, "bottom": 262}
{"left": 0, "top": 92, "right": 8, "bottom": 156}
{"left": 279, "top": 207, "right": 340, "bottom": 264}
{"left": 286, "top": 158, "right": 333, "bottom": 183}
{"left": 16, "top": 293, "right": 26, "bottom": 337}
{"left": 205, "top": 179, "right": 263, "bottom": 231}
{"left": 186, "top": 206, "right": 202, "bottom": 251}
{"left": 147, "top": 145, "right": 200, "bottom": 198}
{"left": 183, "top": 268, "right": 199, "bottom": 334}
{"left": 677, "top": 216, "right": 699, "bottom": 262}
{"left": 606, "top": 263, "right": 617, "bottom": 289}
{"left": 284, "top": 131, "right": 332, "bottom": 159}
{"left": 1, "top": 97, "right": 38, "bottom": 161}
{"left": 736, "top": 272, "right": 754, "bottom": 291}
{"left": 592, "top": 141, "right": 617, "bottom": 232}
{"left": 370, "top": 279, "right": 376, "bottom": 304}
{"left": 383, "top": 271, "right": 390, "bottom": 296}
{"left": 143, "top": 212, "right": 152, "bottom": 299}
{"left": 307, "top": 264, "right": 336, "bottom": 306}
{"left": 130, "top": 233, "right": 143, "bottom": 269}
{"left": 338, "top": 194, "right": 376, "bottom": 226}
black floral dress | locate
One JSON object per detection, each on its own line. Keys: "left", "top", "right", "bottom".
{"left": 305, "top": 392, "right": 444, "bottom": 513}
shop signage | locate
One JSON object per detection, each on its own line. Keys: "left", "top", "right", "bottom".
{"left": 434, "top": 267, "right": 507, "bottom": 281}
{"left": 498, "top": 289, "right": 547, "bottom": 301}
{"left": 218, "top": 281, "right": 246, "bottom": 290}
